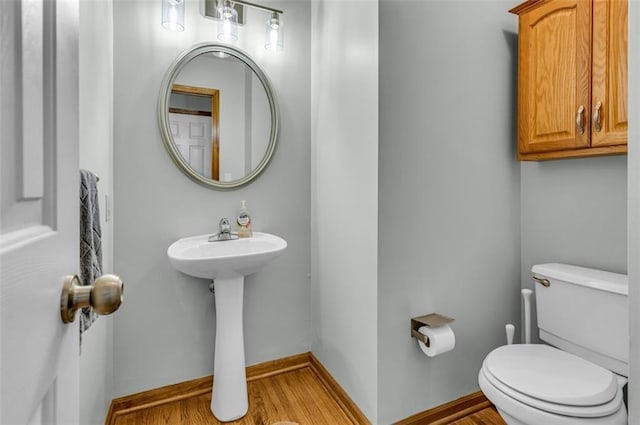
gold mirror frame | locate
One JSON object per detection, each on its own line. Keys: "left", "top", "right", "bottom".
{"left": 157, "top": 43, "right": 279, "bottom": 190}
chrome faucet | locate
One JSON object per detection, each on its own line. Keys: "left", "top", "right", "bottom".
{"left": 208, "top": 218, "right": 237, "bottom": 242}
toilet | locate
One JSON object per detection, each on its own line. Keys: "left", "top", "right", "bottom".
{"left": 479, "top": 263, "right": 629, "bottom": 425}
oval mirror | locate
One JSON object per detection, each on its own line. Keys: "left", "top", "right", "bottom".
{"left": 158, "top": 43, "right": 279, "bottom": 190}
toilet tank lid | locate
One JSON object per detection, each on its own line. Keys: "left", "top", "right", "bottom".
{"left": 532, "top": 263, "right": 628, "bottom": 296}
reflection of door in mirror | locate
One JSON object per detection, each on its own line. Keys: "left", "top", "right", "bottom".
{"left": 169, "top": 84, "right": 220, "bottom": 180}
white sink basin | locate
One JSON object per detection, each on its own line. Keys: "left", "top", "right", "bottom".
{"left": 167, "top": 232, "right": 287, "bottom": 280}
{"left": 167, "top": 231, "right": 287, "bottom": 422}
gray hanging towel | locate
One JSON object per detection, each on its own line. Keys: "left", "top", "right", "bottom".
{"left": 79, "top": 169, "right": 102, "bottom": 333}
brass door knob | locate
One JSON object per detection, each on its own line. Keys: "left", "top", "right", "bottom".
{"left": 60, "top": 274, "right": 124, "bottom": 324}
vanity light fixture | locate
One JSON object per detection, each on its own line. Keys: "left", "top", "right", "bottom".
{"left": 161, "top": 0, "right": 185, "bottom": 32}
{"left": 265, "top": 12, "right": 283, "bottom": 51}
{"left": 205, "top": 0, "right": 285, "bottom": 51}
{"left": 162, "top": 0, "right": 285, "bottom": 51}
{"left": 217, "top": 0, "right": 238, "bottom": 42}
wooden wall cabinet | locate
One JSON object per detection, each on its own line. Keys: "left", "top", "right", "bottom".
{"left": 510, "top": 0, "right": 628, "bottom": 161}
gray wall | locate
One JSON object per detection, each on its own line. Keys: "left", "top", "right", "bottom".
{"left": 378, "top": 1, "right": 521, "bottom": 422}
{"left": 112, "top": 0, "right": 310, "bottom": 396}
{"left": 521, "top": 157, "right": 627, "bottom": 292}
{"left": 310, "top": 0, "right": 379, "bottom": 421}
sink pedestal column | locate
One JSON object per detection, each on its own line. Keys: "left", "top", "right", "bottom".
{"left": 211, "top": 276, "right": 248, "bottom": 422}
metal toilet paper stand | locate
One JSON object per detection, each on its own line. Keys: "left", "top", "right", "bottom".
{"left": 411, "top": 313, "right": 455, "bottom": 347}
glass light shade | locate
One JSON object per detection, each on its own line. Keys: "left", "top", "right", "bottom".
{"left": 161, "top": 0, "right": 185, "bottom": 32}
{"left": 217, "top": 2, "right": 238, "bottom": 42}
{"left": 265, "top": 14, "right": 283, "bottom": 51}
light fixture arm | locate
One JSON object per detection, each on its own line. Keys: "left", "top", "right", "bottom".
{"left": 231, "top": 0, "right": 283, "bottom": 16}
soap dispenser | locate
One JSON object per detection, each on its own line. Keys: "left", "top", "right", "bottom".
{"left": 237, "top": 200, "right": 252, "bottom": 238}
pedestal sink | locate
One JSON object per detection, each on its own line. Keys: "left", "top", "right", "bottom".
{"left": 167, "top": 232, "right": 287, "bottom": 422}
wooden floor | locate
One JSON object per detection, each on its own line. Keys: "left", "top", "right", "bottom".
{"left": 112, "top": 366, "right": 505, "bottom": 425}
{"left": 448, "top": 407, "right": 505, "bottom": 425}
{"left": 113, "top": 367, "right": 357, "bottom": 425}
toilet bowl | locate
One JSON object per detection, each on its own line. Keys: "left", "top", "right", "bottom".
{"left": 479, "top": 344, "right": 627, "bottom": 425}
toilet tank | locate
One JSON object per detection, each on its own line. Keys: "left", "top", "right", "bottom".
{"left": 532, "top": 263, "right": 628, "bottom": 377}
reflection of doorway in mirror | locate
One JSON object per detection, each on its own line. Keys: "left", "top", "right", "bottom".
{"left": 169, "top": 113, "right": 213, "bottom": 178}
{"left": 169, "top": 84, "right": 220, "bottom": 180}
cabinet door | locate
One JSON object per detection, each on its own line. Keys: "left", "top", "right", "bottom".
{"left": 517, "top": 0, "right": 591, "bottom": 156}
{"left": 591, "top": 0, "right": 628, "bottom": 147}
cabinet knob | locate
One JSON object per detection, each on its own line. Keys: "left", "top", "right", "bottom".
{"left": 576, "top": 105, "right": 585, "bottom": 135}
{"left": 593, "top": 101, "right": 602, "bottom": 132}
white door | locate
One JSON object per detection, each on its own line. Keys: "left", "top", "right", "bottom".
{"left": 170, "top": 112, "right": 213, "bottom": 179}
{"left": 1, "top": 0, "right": 81, "bottom": 424}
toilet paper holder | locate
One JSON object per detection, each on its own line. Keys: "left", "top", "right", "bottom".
{"left": 411, "top": 313, "right": 455, "bottom": 346}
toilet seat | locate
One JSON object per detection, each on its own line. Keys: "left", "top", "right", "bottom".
{"left": 479, "top": 368, "right": 628, "bottom": 425}
{"left": 481, "top": 365, "right": 624, "bottom": 417}
{"left": 481, "top": 345, "right": 624, "bottom": 418}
